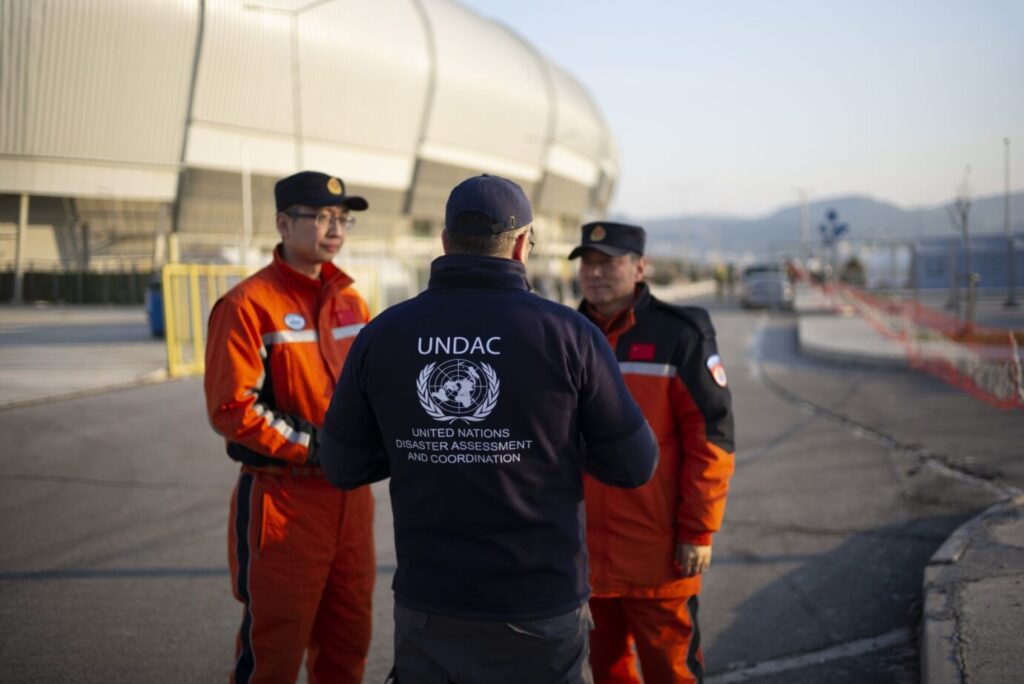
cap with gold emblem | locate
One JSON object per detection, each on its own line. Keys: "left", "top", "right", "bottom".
{"left": 567, "top": 221, "right": 646, "bottom": 259}
{"left": 274, "top": 171, "right": 368, "bottom": 212}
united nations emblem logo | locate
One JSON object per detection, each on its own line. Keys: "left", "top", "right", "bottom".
{"left": 417, "top": 359, "right": 499, "bottom": 424}
{"left": 326, "top": 177, "right": 343, "bottom": 195}
{"left": 590, "top": 225, "right": 606, "bottom": 241}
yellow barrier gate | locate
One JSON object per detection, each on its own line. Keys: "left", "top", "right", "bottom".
{"left": 162, "top": 264, "right": 253, "bottom": 378}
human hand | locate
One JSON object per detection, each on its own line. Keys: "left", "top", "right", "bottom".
{"left": 675, "top": 543, "right": 712, "bottom": 577}
{"left": 306, "top": 427, "right": 320, "bottom": 465}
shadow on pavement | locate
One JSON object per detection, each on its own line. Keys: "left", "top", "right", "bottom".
{"left": 707, "top": 513, "right": 975, "bottom": 679}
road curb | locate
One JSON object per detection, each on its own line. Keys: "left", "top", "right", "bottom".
{"left": 796, "top": 317, "right": 910, "bottom": 369}
{"left": 0, "top": 367, "right": 171, "bottom": 411}
{"left": 920, "top": 495, "right": 1024, "bottom": 684}
{"left": 649, "top": 279, "right": 716, "bottom": 302}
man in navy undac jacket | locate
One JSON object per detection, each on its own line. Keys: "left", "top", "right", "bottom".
{"left": 319, "top": 174, "right": 658, "bottom": 684}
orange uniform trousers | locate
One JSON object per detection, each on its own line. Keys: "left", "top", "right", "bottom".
{"left": 589, "top": 595, "right": 703, "bottom": 684}
{"left": 228, "top": 469, "right": 375, "bottom": 684}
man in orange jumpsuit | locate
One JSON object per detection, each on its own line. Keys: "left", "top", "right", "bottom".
{"left": 570, "top": 222, "right": 736, "bottom": 684}
{"left": 204, "top": 171, "right": 375, "bottom": 684}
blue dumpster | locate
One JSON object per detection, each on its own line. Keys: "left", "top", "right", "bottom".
{"left": 145, "top": 278, "right": 165, "bottom": 338}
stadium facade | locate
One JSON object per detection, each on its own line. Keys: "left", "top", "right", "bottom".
{"left": 0, "top": 0, "right": 617, "bottom": 301}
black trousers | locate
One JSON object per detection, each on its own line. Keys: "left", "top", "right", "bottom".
{"left": 389, "top": 603, "right": 594, "bottom": 684}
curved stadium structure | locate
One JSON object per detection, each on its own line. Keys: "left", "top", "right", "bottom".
{"left": 0, "top": 0, "right": 617, "bottom": 296}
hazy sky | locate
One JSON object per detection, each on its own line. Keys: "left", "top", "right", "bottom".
{"left": 460, "top": 0, "right": 1024, "bottom": 219}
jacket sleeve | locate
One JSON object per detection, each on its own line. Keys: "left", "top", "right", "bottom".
{"left": 204, "top": 295, "right": 317, "bottom": 466}
{"left": 319, "top": 327, "right": 390, "bottom": 489}
{"left": 579, "top": 328, "right": 659, "bottom": 488}
{"left": 670, "top": 321, "right": 735, "bottom": 546}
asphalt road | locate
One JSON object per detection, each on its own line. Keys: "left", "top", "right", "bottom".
{"left": 1, "top": 297, "right": 1020, "bottom": 682}
{"left": 703, "top": 299, "right": 1021, "bottom": 683}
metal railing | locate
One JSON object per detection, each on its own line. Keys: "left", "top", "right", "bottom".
{"left": 161, "top": 264, "right": 253, "bottom": 378}
{"left": 0, "top": 267, "right": 152, "bottom": 304}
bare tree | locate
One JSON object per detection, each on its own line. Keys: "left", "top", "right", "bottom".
{"left": 949, "top": 165, "right": 977, "bottom": 325}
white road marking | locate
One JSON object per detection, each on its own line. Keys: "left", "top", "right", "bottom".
{"left": 745, "top": 312, "right": 770, "bottom": 381}
{"left": 707, "top": 627, "right": 913, "bottom": 683}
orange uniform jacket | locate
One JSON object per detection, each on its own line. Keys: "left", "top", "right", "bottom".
{"left": 582, "top": 283, "right": 735, "bottom": 598}
{"left": 205, "top": 247, "right": 370, "bottom": 466}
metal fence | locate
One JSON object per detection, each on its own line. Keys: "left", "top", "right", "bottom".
{"left": 161, "top": 264, "right": 253, "bottom": 378}
{"left": 0, "top": 268, "right": 152, "bottom": 304}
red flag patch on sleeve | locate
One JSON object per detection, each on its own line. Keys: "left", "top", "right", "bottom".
{"left": 333, "top": 307, "right": 360, "bottom": 326}
{"left": 628, "top": 343, "right": 656, "bottom": 361}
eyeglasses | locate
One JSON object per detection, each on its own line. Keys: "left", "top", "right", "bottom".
{"left": 286, "top": 212, "right": 356, "bottom": 229}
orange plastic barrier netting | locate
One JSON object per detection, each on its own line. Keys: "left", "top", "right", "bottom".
{"left": 827, "top": 283, "right": 1024, "bottom": 411}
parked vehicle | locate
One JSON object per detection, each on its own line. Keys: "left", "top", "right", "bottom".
{"left": 740, "top": 263, "right": 794, "bottom": 309}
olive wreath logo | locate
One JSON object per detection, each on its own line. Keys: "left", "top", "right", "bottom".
{"left": 416, "top": 360, "right": 500, "bottom": 424}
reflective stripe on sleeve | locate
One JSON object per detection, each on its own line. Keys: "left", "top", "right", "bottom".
{"left": 252, "top": 404, "right": 312, "bottom": 447}
{"left": 618, "top": 361, "right": 674, "bottom": 377}
{"left": 261, "top": 330, "right": 318, "bottom": 345}
{"left": 331, "top": 323, "right": 365, "bottom": 340}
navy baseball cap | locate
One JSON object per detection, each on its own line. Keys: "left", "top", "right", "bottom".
{"left": 275, "top": 171, "right": 368, "bottom": 212}
{"left": 445, "top": 174, "right": 533, "bottom": 235}
{"left": 568, "top": 222, "right": 646, "bottom": 259}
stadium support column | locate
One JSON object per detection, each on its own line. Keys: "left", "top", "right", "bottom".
{"left": 11, "top": 194, "right": 29, "bottom": 305}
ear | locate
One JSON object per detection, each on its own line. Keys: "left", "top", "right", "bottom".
{"left": 276, "top": 212, "right": 290, "bottom": 241}
{"left": 635, "top": 256, "right": 648, "bottom": 282}
{"left": 511, "top": 230, "right": 530, "bottom": 264}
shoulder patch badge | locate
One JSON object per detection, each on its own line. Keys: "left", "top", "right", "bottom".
{"left": 706, "top": 354, "right": 728, "bottom": 388}
{"left": 284, "top": 313, "right": 306, "bottom": 330}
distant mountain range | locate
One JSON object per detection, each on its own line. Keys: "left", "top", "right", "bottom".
{"left": 621, "top": 192, "right": 1024, "bottom": 262}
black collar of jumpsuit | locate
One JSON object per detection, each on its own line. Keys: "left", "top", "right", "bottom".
{"left": 427, "top": 254, "right": 530, "bottom": 292}
{"left": 631, "top": 281, "right": 653, "bottom": 312}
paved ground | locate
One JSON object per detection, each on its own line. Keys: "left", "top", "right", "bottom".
{"left": 1, "top": 296, "right": 1022, "bottom": 682}
{"left": 784, "top": 286, "right": 1024, "bottom": 683}
{"left": 0, "top": 376, "right": 398, "bottom": 683}
{"left": 701, "top": 304, "right": 1022, "bottom": 683}
{"left": 922, "top": 497, "right": 1024, "bottom": 684}
{"left": 0, "top": 306, "right": 166, "bottom": 407}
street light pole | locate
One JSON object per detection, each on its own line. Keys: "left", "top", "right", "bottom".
{"left": 1005, "top": 137, "right": 1018, "bottom": 307}
{"left": 794, "top": 187, "right": 810, "bottom": 259}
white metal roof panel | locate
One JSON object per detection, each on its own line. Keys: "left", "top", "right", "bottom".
{"left": 418, "top": 0, "right": 549, "bottom": 177}
{"left": 0, "top": 0, "right": 196, "bottom": 168}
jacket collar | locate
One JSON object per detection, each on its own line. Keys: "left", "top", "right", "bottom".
{"left": 271, "top": 244, "right": 352, "bottom": 294}
{"left": 632, "top": 281, "right": 653, "bottom": 313}
{"left": 427, "top": 254, "right": 530, "bottom": 292}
